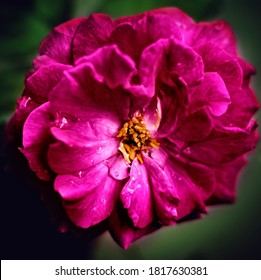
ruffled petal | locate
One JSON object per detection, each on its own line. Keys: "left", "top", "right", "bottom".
{"left": 54, "top": 163, "right": 122, "bottom": 228}
{"left": 73, "top": 14, "right": 113, "bottom": 62}
{"left": 183, "top": 121, "right": 258, "bottom": 165}
{"left": 171, "top": 107, "right": 213, "bottom": 142}
{"left": 190, "top": 72, "right": 231, "bottom": 116}
{"left": 39, "top": 18, "right": 86, "bottom": 64}
{"left": 21, "top": 102, "right": 53, "bottom": 180}
{"left": 190, "top": 21, "right": 237, "bottom": 55}
{"left": 195, "top": 43, "right": 243, "bottom": 91}
{"left": 49, "top": 61, "right": 132, "bottom": 123}
{"left": 25, "top": 63, "right": 72, "bottom": 103}
{"left": 108, "top": 202, "right": 160, "bottom": 249}
{"left": 120, "top": 159, "right": 153, "bottom": 228}
{"left": 207, "top": 157, "right": 246, "bottom": 204}
{"left": 47, "top": 139, "right": 119, "bottom": 174}
{"left": 143, "top": 153, "right": 179, "bottom": 225}
{"left": 75, "top": 45, "right": 136, "bottom": 89}
{"left": 139, "top": 37, "right": 204, "bottom": 99}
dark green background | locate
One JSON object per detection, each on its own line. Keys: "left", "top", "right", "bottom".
{"left": 0, "top": 0, "right": 260, "bottom": 259}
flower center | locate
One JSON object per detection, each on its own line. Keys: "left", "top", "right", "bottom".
{"left": 116, "top": 112, "right": 160, "bottom": 163}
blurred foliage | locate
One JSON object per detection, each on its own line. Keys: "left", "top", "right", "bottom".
{"left": 0, "top": 0, "right": 260, "bottom": 260}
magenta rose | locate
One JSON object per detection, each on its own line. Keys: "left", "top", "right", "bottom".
{"left": 6, "top": 8, "right": 259, "bottom": 248}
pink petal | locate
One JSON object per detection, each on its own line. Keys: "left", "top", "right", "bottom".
{"left": 54, "top": 163, "right": 122, "bottom": 228}
{"left": 25, "top": 63, "right": 72, "bottom": 103}
{"left": 108, "top": 202, "right": 160, "bottom": 249}
{"left": 195, "top": 43, "right": 243, "bottom": 91}
{"left": 190, "top": 72, "right": 231, "bottom": 116}
{"left": 171, "top": 108, "right": 213, "bottom": 142}
{"left": 47, "top": 139, "right": 119, "bottom": 174}
{"left": 139, "top": 38, "right": 204, "bottom": 97}
{"left": 190, "top": 21, "right": 237, "bottom": 55}
{"left": 21, "top": 102, "right": 53, "bottom": 180}
{"left": 207, "top": 157, "right": 246, "bottom": 204}
{"left": 75, "top": 45, "right": 136, "bottom": 89}
{"left": 39, "top": 18, "right": 86, "bottom": 64}
{"left": 183, "top": 121, "right": 258, "bottom": 165}
{"left": 143, "top": 153, "right": 179, "bottom": 225}
{"left": 73, "top": 14, "right": 113, "bottom": 62}
{"left": 49, "top": 62, "right": 131, "bottom": 123}
{"left": 106, "top": 154, "right": 130, "bottom": 180}
{"left": 120, "top": 159, "right": 153, "bottom": 228}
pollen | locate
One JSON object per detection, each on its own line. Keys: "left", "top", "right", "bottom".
{"left": 117, "top": 113, "right": 160, "bottom": 163}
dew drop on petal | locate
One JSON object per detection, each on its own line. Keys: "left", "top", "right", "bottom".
{"left": 90, "top": 159, "right": 94, "bottom": 164}
{"left": 127, "top": 186, "right": 135, "bottom": 195}
{"left": 132, "top": 176, "right": 135, "bottom": 181}
{"left": 184, "top": 147, "right": 191, "bottom": 154}
{"left": 96, "top": 146, "right": 103, "bottom": 154}
{"left": 114, "top": 170, "right": 119, "bottom": 177}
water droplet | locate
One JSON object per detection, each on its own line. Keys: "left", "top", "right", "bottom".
{"left": 78, "top": 171, "right": 83, "bottom": 178}
{"left": 70, "top": 180, "right": 75, "bottom": 185}
{"left": 137, "top": 184, "right": 141, "bottom": 189}
{"left": 178, "top": 177, "right": 182, "bottom": 181}
{"left": 132, "top": 176, "right": 136, "bottom": 181}
{"left": 177, "top": 62, "right": 182, "bottom": 67}
{"left": 114, "top": 170, "right": 119, "bottom": 177}
{"left": 55, "top": 117, "right": 68, "bottom": 129}
{"left": 229, "top": 123, "right": 233, "bottom": 127}
{"left": 184, "top": 147, "right": 191, "bottom": 154}
{"left": 96, "top": 146, "right": 103, "bottom": 154}
{"left": 90, "top": 159, "right": 94, "bottom": 164}
{"left": 127, "top": 187, "right": 135, "bottom": 195}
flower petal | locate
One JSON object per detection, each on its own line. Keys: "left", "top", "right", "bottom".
{"left": 190, "top": 21, "right": 237, "bottom": 55}
{"left": 21, "top": 102, "right": 52, "bottom": 180}
{"left": 190, "top": 72, "right": 231, "bottom": 116}
{"left": 39, "top": 18, "right": 86, "bottom": 64}
{"left": 183, "top": 121, "right": 258, "bottom": 165}
{"left": 207, "top": 157, "right": 246, "bottom": 204}
{"left": 25, "top": 63, "right": 72, "bottom": 103}
{"left": 120, "top": 159, "right": 153, "bottom": 228}
{"left": 195, "top": 43, "right": 243, "bottom": 91}
{"left": 171, "top": 107, "right": 213, "bottom": 142}
{"left": 54, "top": 163, "right": 122, "bottom": 228}
{"left": 75, "top": 45, "right": 136, "bottom": 89}
{"left": 108, "top": 202, "right": 160, "bottom": 249}
{"left": 73, "top": 14, "right": 113, "bottom": 62}
{"left": 143, "top": 153, "right": 179, "bottom": 225}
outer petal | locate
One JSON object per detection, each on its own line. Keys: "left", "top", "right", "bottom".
{"left": 190, "top": 72, "right": 231, "bottom": 116}
{"left": 207, "top": 157, "right": 246, "bottom": 204}
{"left": 21, "top": 102, "right": 53, "bottom": 180}
{"left": 183, "top": 121, "right": 258, "bottom": 165}
{"left": 189, "top": 21, "right": 238, "bottom": 55}
{"left": 171, "top": 107, "right": 213, "bottom": 142}
{"left": 39, "top": 18, "right": 86, "bottom": 64}
{"left": 139, "top": 37, "right": 204, "bottom": 98}
{"left": 108, "top": 202, "right": 160, "bottom": 249}
{"left": 75, "top": 45, "right": 136, "bottom": 89}
{"left": 143, "top": 153, "right": 179, "bottom": 225}
{"left": 73, "top": 14, "right": 113, "bottom": 62}
{"left": 120, "top": 159, "right": 153, "bottom": 228}
{"left": 49, "top": 54, "right": 132, "bottom": 123}
{"left": 54, "top": 163, "right": 122, "bottom": 228}
{"left": 195, "top": 43, "right": 243, "bottom": 91}
{"left": 25, "top": 63, "right": 72, "bottom": 103}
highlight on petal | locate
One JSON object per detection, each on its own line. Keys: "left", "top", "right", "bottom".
{"left": 21, "top": 102, "right": 53, "bottom": 180}
{"left": 54, "top": 163, "right": 122, "bottom": 228}
{"left": 120, "top": 159, "right": 153, "bottom": 228}
{"left": 190, "top": 72, "right": 231, "bottom": 116}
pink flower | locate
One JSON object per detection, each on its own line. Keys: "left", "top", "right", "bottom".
{"left": 7, "top": 8, "right": 259, "bottom": 249}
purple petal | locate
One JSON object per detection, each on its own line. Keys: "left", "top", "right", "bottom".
{"left": 143, "top": 153, "right": 179, "bottom": 225}
{"left": 21, "top": 102, "right": 53, "bottom": 180}
{"left": 54, "top": 163, "right": 122, "bottom": 228}
{"left": 73, "top": 14, "right": 113, "bottom": 61}
{"left": 190, "top": 72, "right": 231, "bottom": 116}
{"left": 75, "top": 45, "right": 136, "bottom": 89}
{"left": 120, "top": 159, "right": 153, "bottom": 228}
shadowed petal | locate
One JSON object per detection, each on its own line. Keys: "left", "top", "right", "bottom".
{"left": 120, "top": 159, "right": 153, "bottom": 228}
{"left": 54, "top": 163, "right": 122, "bottom": 228}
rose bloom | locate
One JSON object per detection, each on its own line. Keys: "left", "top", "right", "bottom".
{"left": 5, "top": 8, "right": 259, "bottom": 249}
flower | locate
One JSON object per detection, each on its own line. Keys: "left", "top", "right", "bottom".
{"left": 6, "top": 7, "right": 259, "bottom": 249}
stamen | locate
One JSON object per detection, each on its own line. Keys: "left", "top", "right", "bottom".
{"left": 117, "top": 113, "right": 160, "bottom": 163}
